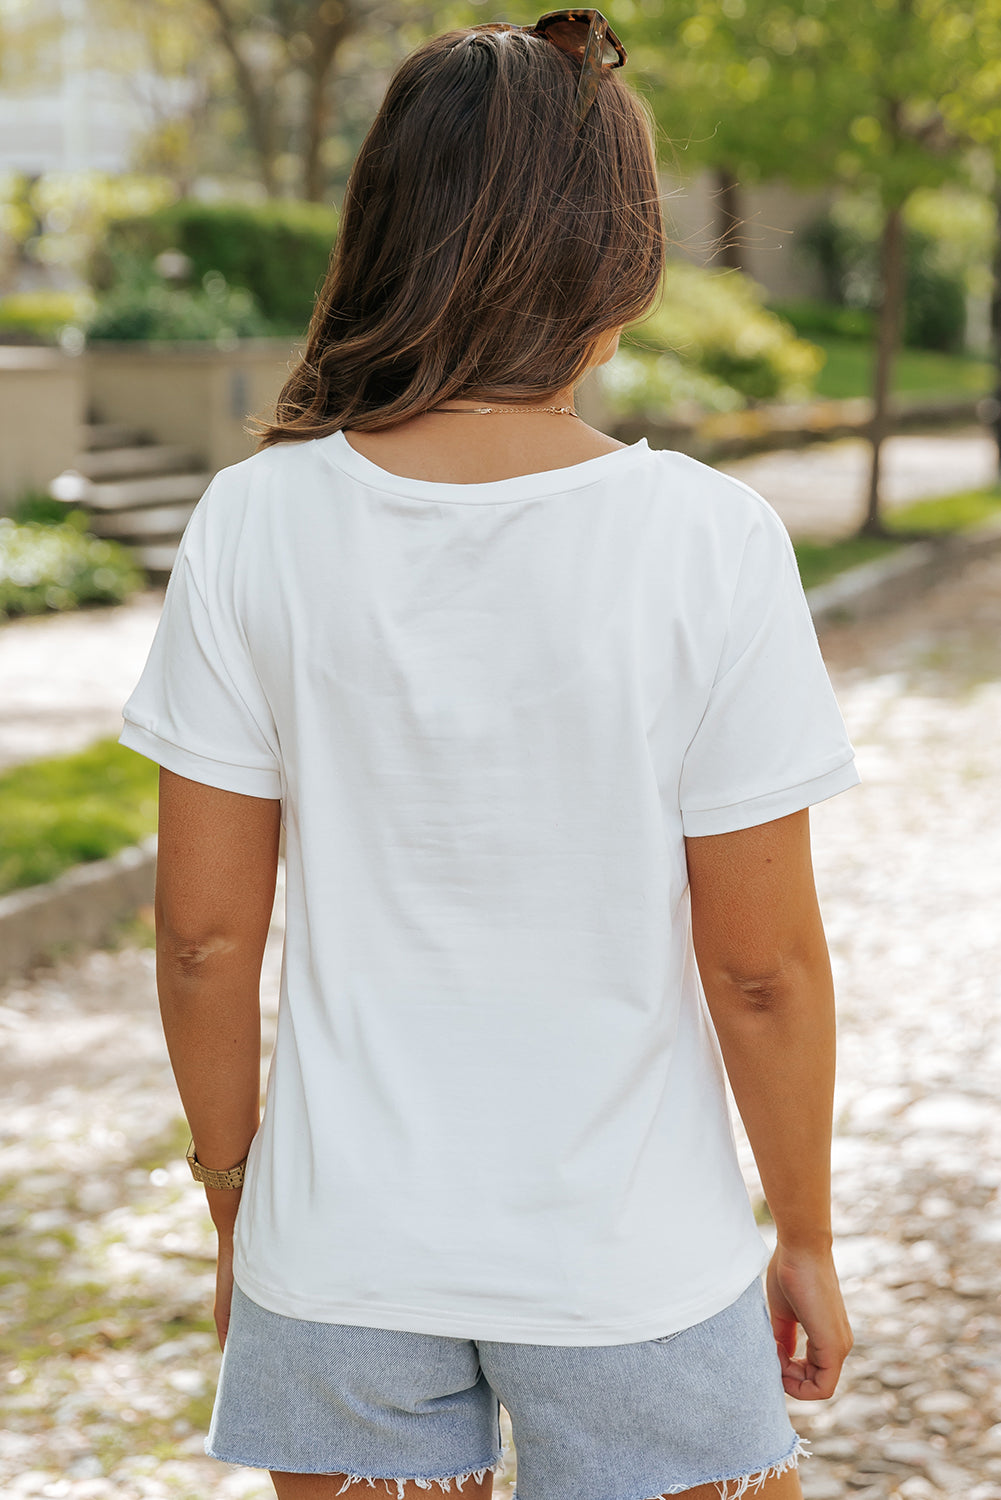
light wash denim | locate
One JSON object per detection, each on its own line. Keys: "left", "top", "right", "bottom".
{"left": 206, "top": 1275, "right": 807, "bottom": 1500}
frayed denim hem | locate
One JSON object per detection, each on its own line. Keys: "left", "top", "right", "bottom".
{"left": 640, "top": 1433, "right": 811, "bottom": 1500}
{"left": 205, "top": 1447, "right": 504, "bottom": 1495}
{"left": 331, "top": 1460, "right": 504, "bottom": 1497}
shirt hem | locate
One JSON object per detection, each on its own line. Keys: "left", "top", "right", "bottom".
{"left": 681, "top": 755, "right": 860, "bottom": 838}
{"left": 119, "top": 719, "right": 282, "bottom": 800}
{"left": 230, "top": 1238, "right": 770, "bottom": 1346}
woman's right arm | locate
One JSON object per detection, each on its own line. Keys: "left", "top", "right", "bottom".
{"left": 685, "top": 806, "right": 854, "bottom": 1401}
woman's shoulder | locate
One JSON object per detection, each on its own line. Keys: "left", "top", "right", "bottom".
{"left": 642, "top": 444, "right": 790, "bottom": 553}
{"left": 179, "top": 437, "right": 334, "bottom": 571}
{"left": 194, "top": 435, "right": 334, "bottom": 521}
{"left": 213, "top": 434, "right": 330, "bottom": 490}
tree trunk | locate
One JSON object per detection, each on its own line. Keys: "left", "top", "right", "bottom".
{"left": 861, "top": 201, "right": 906, "bottom": 537}
{"left": 992, "top": 185, "right": 1001, "bottom": 480}
{"left": 203, "top": 0, "right": 279, "bottom": 196}
{"left": 715, "top": 166, "right": 745, "bottom": 273}
{"left": 303, "top": 70, "right": 329, "bottom": 203}
{"left": 301, "top": 13, "right": 354, "bottom": 203}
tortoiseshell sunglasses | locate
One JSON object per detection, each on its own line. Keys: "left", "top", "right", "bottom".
{"left": 477, "top": 10, "right": 627, "bottom": 127}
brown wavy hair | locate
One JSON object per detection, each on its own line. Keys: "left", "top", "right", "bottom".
{"left": 255, "top": 23, "right": 665, "bottom": 446}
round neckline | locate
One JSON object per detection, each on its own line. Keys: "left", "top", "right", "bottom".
{"left": 318, "top": 428, "right": 650, "bottom": 504}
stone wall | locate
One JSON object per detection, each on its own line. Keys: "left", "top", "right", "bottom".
{"left": 83, "top": 337, "right": 299, "bottom": 473}
{"left": 0, "top": 348, "right": 84, "bottom": 511}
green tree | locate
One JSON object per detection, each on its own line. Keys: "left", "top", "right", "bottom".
{"left": 629, "top": 0, "right": 1001, "bottom": 533}
{"left": 91, "top": 0, "right": 487, "bottom": 201}
{"left": 189, "top": 0, "right": 489, "bottom": 200}
{"left": 940, "top": 2, "right": 1001, "bottom": 478}
{"left": 94, "top": 0, "right": 367, "bottom": 200}
{"left": 93, "top": 0, "right": 224, "bottom": 197}
{"left": 199, "top": 0, "right": 365, "bottom": 200}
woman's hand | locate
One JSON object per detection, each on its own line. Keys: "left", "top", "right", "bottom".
{"left": 214, "top": 1229, "right": 236, "bottom": 1352}
{"left": 207, "top": 1185, "right": 243, "bottom": 1353}
{"left": 767, "top": 1242, "right": 853, "bottom": 1400}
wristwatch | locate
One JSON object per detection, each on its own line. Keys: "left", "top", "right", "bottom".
{"left": 186, "top": 1137, "right": 248, "bottom": 1190}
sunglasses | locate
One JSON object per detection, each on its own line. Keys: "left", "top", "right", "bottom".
{"left": 475, "top": 10, "right": 627, "bottom": 127}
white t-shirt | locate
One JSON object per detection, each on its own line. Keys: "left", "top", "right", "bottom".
{"left": 121, "top": 429, "right": 859, "bottom": 1345}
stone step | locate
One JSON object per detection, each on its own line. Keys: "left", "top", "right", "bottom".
{"left": 83, "top": 471, "right": 212, "bottom": 512}
{"left": 131, "top": 541, "right": 181, "bottom": 575}
{"left": 83, "top": 422, "right": 149, "bottom": 452}
{"left": 74, "top": 445, "right": 203, "bottom": 481}
{"left": 90, "top": 501, "right": 197, "bottom": 541}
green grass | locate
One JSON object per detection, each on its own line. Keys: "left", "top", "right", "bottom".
{"left": 794, "top": 535, "right": 900, "bottom": 589}
{"left": 888, "top": 486, "right": 1001, "bottom": 532}
{"left": 0, "top": 738, "right": 158, "bottom": 896}
{"left": 810, "top": 335, "right": 993, "bottom": 402}
{"left": 793, "top": 485, "right": 1001, "bottom": 589}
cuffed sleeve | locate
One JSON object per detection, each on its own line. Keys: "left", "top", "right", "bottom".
{"left": 119, "top": 476, "right": 283, "bottom": 799}
{"left": 680, "top": 500, "right": 858, "bottom": 836}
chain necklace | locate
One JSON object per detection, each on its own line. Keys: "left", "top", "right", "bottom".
{"left": 432, "top": 404, "right": 579, "bottom": 418}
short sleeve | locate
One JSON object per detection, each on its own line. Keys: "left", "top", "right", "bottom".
{"left": 119, "top": 479, "right": 283, "bottom": 799}
{"left": 679, "top": 500, "right": 859, "bottom": 837}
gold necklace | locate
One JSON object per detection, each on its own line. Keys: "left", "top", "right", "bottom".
{"left": 433, "top": 404, "right": 579, "bottom": 418}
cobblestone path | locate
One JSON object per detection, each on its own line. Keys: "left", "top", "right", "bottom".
{"left": 2, "top": 552, "right": 1000, "bottom": 1500}
{"left": 0, "top": 591, "right": 164, "bottom": 772}
{"left": 720, "top": 426, "right": 997, "bottom": 539}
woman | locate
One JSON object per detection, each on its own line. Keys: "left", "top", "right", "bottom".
{"left": 121, "top": 13, "right": 857, "bottom": 1500}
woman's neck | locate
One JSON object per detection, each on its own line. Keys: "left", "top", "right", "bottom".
{"left": 342, "top": 387, "right": 625, "bottom": 485}
{"left": 432, "top": 381, "right": 579, "bottom": 414}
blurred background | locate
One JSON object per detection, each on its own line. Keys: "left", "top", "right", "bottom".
{"left": 2, "top": 3, "right": 1001, "bottom": 1499}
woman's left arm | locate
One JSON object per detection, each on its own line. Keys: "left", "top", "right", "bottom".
{"left": 155, "top": 767, "right": 281, "bottom": 1346}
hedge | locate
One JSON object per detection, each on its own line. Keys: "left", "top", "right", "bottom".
{"left": 0, "top": 513, "right": 144, "bottom": 619}
{"left": 87, "top": 270, "right": 271, "bottom": 343}
{"left": 0, "top": 290, "right": 96, "bottom": 344}
{"left": 95, "top": 199, "right": 339, "bottom": 333}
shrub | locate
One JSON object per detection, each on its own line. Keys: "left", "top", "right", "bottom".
{"left": 602, "top": 348, "right": 746, "bottom": 421}
{"left": 86, "top": 268, "right": 271, "bottom": 343}
{"left": 94, "top": 199, "right": 338, "bottom": 332}
{"left": 619, "top": 262, "right": 824, "bottom": 410}
{"left": 904, "top": 257, "right": 968, "bottom": 354}
{"left": 769, "top": 299, "right": 876, "bottom": 342}
{"left": 0, "top": 514, "right": 144, "bottom": 619}
{"left": 0, "top": 289, "right": 96, "bottom": 345}
{"left": 0, "top": 167, "right": 177, "bottom": 291}
{"left": 798, "top": 210, "right": 968, "bottom": 353}
{"left": 11, "top": 491, "right": 77, "bottom": 526}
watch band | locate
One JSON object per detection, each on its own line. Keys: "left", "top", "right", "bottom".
{"left": 186, "top": 1137, "right": 248, "bottom": 1190}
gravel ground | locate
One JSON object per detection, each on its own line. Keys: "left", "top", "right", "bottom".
{"left": 3, "top": 553, "right": 1001, "bottom": 1500}
{"left": 0, "top": 591, "right": 165, "bottom": 772}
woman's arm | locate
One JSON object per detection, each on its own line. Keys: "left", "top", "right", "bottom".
{"left": 685, "top": 807, "right": 853, "bottom": 1400}
{"left": 155, "top": 767, "right": 281, "bottom": 1343}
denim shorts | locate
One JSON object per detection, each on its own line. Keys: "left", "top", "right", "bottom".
{"left": 206, "top": 1275, "right": 807, "bottom": 1500}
